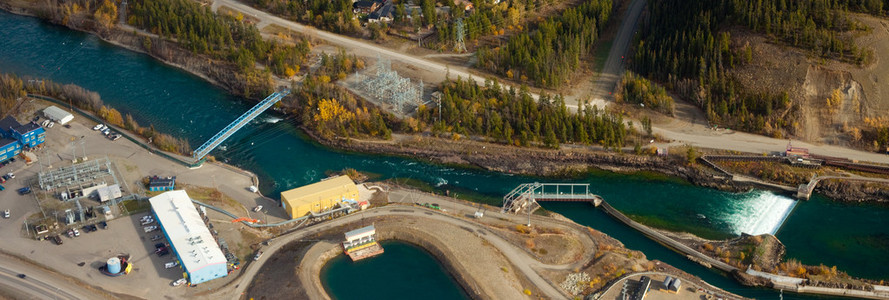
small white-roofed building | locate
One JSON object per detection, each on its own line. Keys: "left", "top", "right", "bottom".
{"left": 343, "top": 225, "right": 376, "bottom": 249}
{"left": 42, "top": 106, "right": 74, "bottom": 125}
{"left": 149, "top": 191, "right": 227, "bottom": 284}
{"left": 95, "top": 184, "right": 122, "bottom": 202}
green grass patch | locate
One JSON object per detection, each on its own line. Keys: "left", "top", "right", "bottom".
{"left": 591, "top": 39, "right": 613, "bottom": 73}
{"left": 121, "top": 200, "right": 151, "bottom": 214}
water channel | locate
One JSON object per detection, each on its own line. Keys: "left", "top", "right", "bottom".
{"left": 1, "top": 11, "right": 886, "bottom": 299}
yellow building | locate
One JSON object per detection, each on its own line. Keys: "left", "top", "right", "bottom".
{"left": 281, "top": 175, "right": 358, "bottom": 219}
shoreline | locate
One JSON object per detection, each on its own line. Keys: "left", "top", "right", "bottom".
{"left": 2, "top": 5, "right": 884, "bottom": 205}
{"left": 3, "top": 6, "right": 888, "bottom": 298}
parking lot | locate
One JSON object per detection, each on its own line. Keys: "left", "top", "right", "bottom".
{"left": 0, "top": 101, "right": 284, "bottom": 298}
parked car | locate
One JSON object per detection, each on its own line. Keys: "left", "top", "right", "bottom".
{"left": 17, "top": 187, "right": 30, "bottom": 195}
{"left": 164, "top": 261, "right": 179, "bottom": 269}
{"left": 0, "top": 184, "right": 4, "bottom": 191}
{"left": 92, "top": 124, "right": 103, "bottom": 130}
{"left": 41, "top": 120, "right": 49, "bottom": 127}
{"left": 253, "top": 251, "right": 263, "bottom": 261}
{"left": 150, "top": 235, "right": 163, "bottom": 241}
{"left": 3, "top": 209, "right": 9, "bottom": 218}
{"left": 156, "top": 248, "right": 170, "bottom": 257}
{"left": 32, "top": 116, "right": 39, "bottom": 122}
{"left": 99, "top": 221, "right": 108, "bottom": 229}
{"left": 63, "top": 124, "right": 71, "bottom": 129}
{"left": 67, "top": 229, "right": 75, "bottom": 238}
{"left": 50, "top": 235, "right": 63, "bottom": 245}
{"left": 82, "top": 225, "right": 92, "bottom": 233}
{"left": 47, "top": 121, "right": 54, "bottom": 128}
{"left": 140, "top": 215, "right": 153, "bottom": 221}
{"left": 102, "top": 128, "right": 111, "bottom": 135}
{"left": 111, "top": 134, "right": 121, "bottom": 141}
{"left": 72, "top": 228, "right": 80, "bottom": 237}
{"left": 140, "top": 218, "right": 155, "bottom": 225}
{"left": 144, "top": 226, "right": 158, "bottom": 233}
{"left": 17, "top": 274, "right": 25, "bottom": 279}
{"left": 5, "top": 173, "right": 14, "bottom": 179}
{"left": 172, "top": 278, "right": 187, "bottom": 287}
{"left": 253, "top": 205, "right": 263, "bottom": 212}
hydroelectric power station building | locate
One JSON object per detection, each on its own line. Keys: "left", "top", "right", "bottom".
{"left": 149, "top": 191, "right": 227, "bottom": 284}
{"left": 281, "top": 175, "right": 358, "bottom": 219}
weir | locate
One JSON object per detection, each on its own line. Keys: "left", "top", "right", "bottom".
{"left": 191, "top": 89, "right": 290, "bottom": 162}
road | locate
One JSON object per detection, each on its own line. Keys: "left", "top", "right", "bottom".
{"left": 212, "top": 0, "right": 505, "bottom": 95}
{"left": 228, "top": 202, "right": 585, "bottom": 299}
{"left": 213, "top": 0, "right": 889, "bottom": 165}
{"left": 586, "top": 0, "right": 646, "bottom": 108}
{"left": 0, "top": 255, "right": 95, "bottom": 300}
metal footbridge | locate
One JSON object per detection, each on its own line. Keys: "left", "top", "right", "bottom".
{"left": 501, "top": 182, "right": 602, "bottom": 214}
{"left": 192, "top": 90, "right": 290, "bottom": 162}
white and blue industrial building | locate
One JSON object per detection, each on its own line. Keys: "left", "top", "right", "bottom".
{"left": 0, "top": 116, "right": 45, "bottom": 163}
{"left": 149, "top": 190, "right": 228, "bottom": 285}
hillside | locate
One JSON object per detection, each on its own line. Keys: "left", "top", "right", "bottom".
{"left": 630, "top": 0, "right": 889, "bottom": 153}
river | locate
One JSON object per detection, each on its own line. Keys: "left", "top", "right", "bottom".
{"left": 0, "top": 11, "right": 886, "bottom": 299}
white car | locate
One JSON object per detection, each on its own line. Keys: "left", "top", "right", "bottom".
{"left": 41, "top": 120, "right": 49, "bottom": 127}
{"left": 47, "top": 121, "right": 54, "bottom": 128}
{"left": 6, "top": 173, "right": 13, "bottom": 179}
{"left": 140, "top": 215, "right": 153, "bottom": 221}
{"left": 172, "top": 278, "right": 187, "bottom": 287}
{"left": 144, "top": 226, "right": 158, "bottom": 233}
{"left": 3, "top": 209, "right": 9, "bottom": 218}
{"left": 253, "top": 205, "right": 263, "bottom": 212}
{"left": 253, "top": 251, "right": 263, "bottom": 261}
{"left": 92, "top": 124, "right": 103, "bottom": 130}
{"left": 164, "top": 261, "right": 180, "bottom": 269}
{"left": 72, "top": 228, "right": 80, "bottom": 237}
{"left": 98, "top": 124, "right": 107, "bottom": 131}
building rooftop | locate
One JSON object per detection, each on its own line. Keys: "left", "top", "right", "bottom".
{"left": 0, "top": 138, "right": 18, "bottom": 148}
{"left": 344, "top": 225, "right": 376, "bottom": 240}
{"left": 149, "top": 191, "right": 226, "bottom": 274}
{"left": 149, "top": 176, "right": 176, "bottom": 187}
{"left": 0, "top": 116, "right": 20, "bottom": 132}
{"left": 281, "top": 175, "right": 356, "bottom": 204}
{"left": 12, "top": 122, "right": 42, "bottom": 134}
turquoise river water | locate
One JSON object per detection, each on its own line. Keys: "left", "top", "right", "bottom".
{"left": 1, "top": 11, "right": 887, "bottom": 299}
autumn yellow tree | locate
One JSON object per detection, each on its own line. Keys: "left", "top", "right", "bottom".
{"left": 106, "top": 107, "right": 124, "bottom": 127}
{"left": 93, "top": 0, "right": 118, "bottom": 29}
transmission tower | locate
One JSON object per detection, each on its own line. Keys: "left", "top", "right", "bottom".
{"left": 455, "top": 18, "right": 466, "bottom": 53}
{"left": 119, "top": 0, "right": 128, "bottom": 24}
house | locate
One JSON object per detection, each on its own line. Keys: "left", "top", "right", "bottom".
{"left": 149, "top": 176, "right": 176, "bottom": 191}
{"left": 368, "top": 0, "right": 394, "bottom": 23}
{"left": 353, "top": 0, "right": 380, "bottom": 14}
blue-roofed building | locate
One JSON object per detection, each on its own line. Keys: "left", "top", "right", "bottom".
{"left": 0, "top": 138, "right": 22, "bottom": 163}
{"left": 11, "top": 122, "right": 46, "bottom": 148}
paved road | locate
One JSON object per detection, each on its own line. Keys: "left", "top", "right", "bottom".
{"left": 0, "top": 256, "right": 94, "bottom": 300}
{"left": 229, "top": 204, "right": 577, "bottom": 299}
